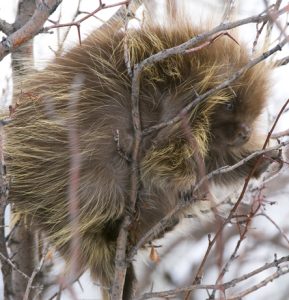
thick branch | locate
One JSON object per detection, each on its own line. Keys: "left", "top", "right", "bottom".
{"left": 8, "top": 2, "right": 60, "bottom": 299}
{"left": 0, "top": 0, "right": 62, "bottom": 61}
{"left": 0, "top": 128, "right": 12, "bottom": 299}
{"left": 111, "top": 22, "right": 143, "bottom": 300}
{"left": 111, "top": 2, "right": 144, "bottom": 298}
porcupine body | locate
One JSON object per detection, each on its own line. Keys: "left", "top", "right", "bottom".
{"left": 4, "top": 21, "right": 269, "bottom": 298}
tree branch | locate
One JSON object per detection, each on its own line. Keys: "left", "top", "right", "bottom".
{"left": 275, "top": 55, "right": 289, "bottom": 67}
{"left": 136, "top": 255, "right": 289, "bottom": 300}
{"left": 143, "top": 39, "right": 288, "bottom": 136}
{"left": 0, "top": 19, "right": 14, "bottom": 35}
{"left": 0, "top": 0, "right": 63, "bottom": 61}
{"left": 0, "top": 127, "right": 12, "bottom": 299}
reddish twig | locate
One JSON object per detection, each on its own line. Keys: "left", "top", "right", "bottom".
{"left": 263, "top": 99, "right": 289, "bottom": 147}
{"left": 185, "top": 31, "right": 239, "bottom": 54}
{"left": 210, "top": 203, "right": 261, "bottom": 299}
{"left": 43, "top": 0, "right": 130, "bottom": 37}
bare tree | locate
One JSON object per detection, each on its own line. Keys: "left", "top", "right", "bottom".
{"left": 0, "top": 1, "right": 288, "bottom": 300}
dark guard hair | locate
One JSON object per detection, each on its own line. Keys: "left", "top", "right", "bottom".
{"left": 4, "top": 21, "right": 270, "bottom": 298}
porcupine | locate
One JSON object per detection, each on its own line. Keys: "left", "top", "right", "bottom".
{"left": 4, "top": 21, "right": 274, "bottom": 299}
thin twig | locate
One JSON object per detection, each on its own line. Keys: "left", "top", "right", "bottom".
{"left": 136, "top": 255, "right": 289, "bottom": 300}
{"left": 274, "top": 55, "right": 289, "bottom": 67}
{"left": 56, "top": 0, "right": 83, "bottom": 54}
{"left": 222, "top": 0, "right": 237, "bottom": 23}
{"left": 194, "top": 140, "right": 289, "bottom": 192}
{"left": 128, "top": 139, "right": 289, "bottom": 261}
{"left": 252, "top": 21, "right": 267, "bottom": 54}
{"left": 259, "top": 212, "right": 289, "bottom": 244}
{"left": 227, "top": 266, "right": 289, "bottom": 300}
{"left": 98, "top": 0, "right": 143, "bottom": 31}
{"left": 123, "top": 1, "right": 133, "bottom": 77}
{"left": 143, "top": 39, "right": 287, "bottom": 136}
{"left": 43, "top": 1, "right": 130, "bottom": 32}
{"left": 128, "top": 202, "right": 185, "bottom": 261}
{"left": 184, "top": 99, "right": 289, "bottom": 299}
{"left": 0, "top": 252, "right": 31, "bottom": 281}
{"left": 23, "top": 247, "right": 48, "bottom": 300}
{"left": 210, "top": 204, "right": 260, "bottom": 299}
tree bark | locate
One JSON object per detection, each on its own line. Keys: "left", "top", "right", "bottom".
{"left": 9, "top": 1, "right": 36, "bottom": 299}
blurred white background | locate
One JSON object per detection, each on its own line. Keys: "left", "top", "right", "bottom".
{"left": 0, "top": 1, "right": 288, "bottom": 299}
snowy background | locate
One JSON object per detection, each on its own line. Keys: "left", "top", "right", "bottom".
{"left": 0, "top": 1, "right": 288, "bottom": 299}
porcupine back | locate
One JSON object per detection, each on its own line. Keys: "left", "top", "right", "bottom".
{"left": 4, "top": 22, "right": 264, "bottom": 293}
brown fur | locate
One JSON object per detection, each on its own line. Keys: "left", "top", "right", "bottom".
{"left": 4, "top": 22, "right": 271, "bottom": 298}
